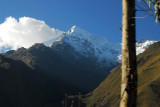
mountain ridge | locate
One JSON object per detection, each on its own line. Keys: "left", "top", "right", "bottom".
{"left": 44, "top": 25, "right": 156, "bottom": 67}
{"left": 1, "top": 25, "right": 156, "bottom": 68}
{"left": 45, "top": 25, "right": 121, "bottom": 67}
{"left": 0, "top": 25, "right": 158, "bottom": 107}
{"left": 2, "top": 41, "right": 109, "bottom": 106}
{"left": 84, "top": 41, "right": 160, "bottom": 107}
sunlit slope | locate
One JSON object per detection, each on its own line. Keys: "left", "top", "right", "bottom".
{"left": 85, "top": 41, "right": 160, "bottom": 107}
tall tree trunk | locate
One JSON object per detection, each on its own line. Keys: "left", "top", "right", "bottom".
{"left": 120, "top": 0, "right": 137, "bottom": 107}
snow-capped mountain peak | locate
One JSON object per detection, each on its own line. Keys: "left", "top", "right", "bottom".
{"left": 44, "top": 25, "right": 121, "bottom": 67}
{"left": 67, "top": 25, "right": 78, "bottom": 34}
{"left": 65, "top": 25, "right": 99, "bottom": 43}
{"left": 43, "top": 25, "right": 156, "bottom": 67}
{"left": 67, "top": 25, "right": 91, "bottom": 36}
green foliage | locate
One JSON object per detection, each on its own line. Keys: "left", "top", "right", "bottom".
{"left": 147, "top": 0, "right": 151, "bottom": 7}
{"left": 154, "top": 0, "right": 160, "bottom": 22}
{"left": 145, "top": 0, "right": 160, "bottom": 22}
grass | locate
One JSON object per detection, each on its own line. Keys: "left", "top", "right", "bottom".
{"left": 84, "top": 41, "right": 160, "bottom": 107}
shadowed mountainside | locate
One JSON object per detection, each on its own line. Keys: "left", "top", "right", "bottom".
{"left": 0, "top": 42, "right": 112, "bottom": 107}
{"left": 0, "top": 54, "right": 88, "bottom": 107}
{"left": 85, "top": 41, "right": 160, "bottom": 107}
{"left": 4, "top": 43, "right": 109, "bottom": 92}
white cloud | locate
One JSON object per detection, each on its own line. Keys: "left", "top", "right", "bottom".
{"left": 0, "top": 16, "right": 63, "bottom": 52}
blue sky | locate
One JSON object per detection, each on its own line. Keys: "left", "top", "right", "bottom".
{"left": 0, "top": 0, "right": 159, "bottom": 43}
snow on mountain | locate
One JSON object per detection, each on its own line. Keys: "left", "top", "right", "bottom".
{"left": 136, "top": 40, "right": 156, "bottom": 55}
{"left": 44, "top": 25, "right": 157, "bottom": 66}
{"left": 117, "top": 40, "right": 156, "bottom": 61}
{"left": 44, "top": 25, "right": 121, "bottom": 66}
{"left": 43, "top": 35, "right": 63, "bottom": 47}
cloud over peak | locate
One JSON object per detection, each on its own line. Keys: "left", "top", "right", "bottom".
{"left": 0, "top": 16, "right": 63, "bottom": 52}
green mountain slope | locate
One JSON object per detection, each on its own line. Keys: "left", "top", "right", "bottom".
{"left": 85, "top": 41, "right": 160, "bottom": 107}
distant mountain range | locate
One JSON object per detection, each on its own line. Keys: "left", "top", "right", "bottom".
{"left": 0, "top": 25, "right": 157, "bottom": 107}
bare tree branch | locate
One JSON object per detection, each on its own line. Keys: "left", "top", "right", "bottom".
{"left": 138, "top": 0, "right": 153, "bottom": 14}
{"left": 132, "top": 12, "right": 153, "bottom": 18}
{"left": 142, "top": 0, "right": 154, "bottom": 11}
